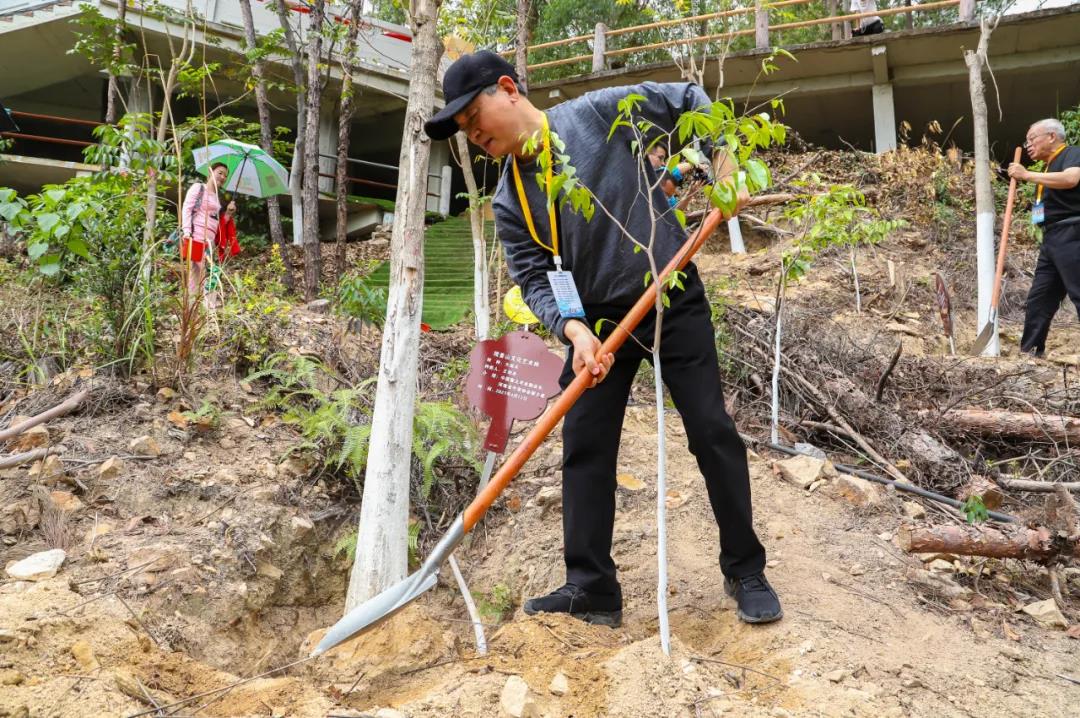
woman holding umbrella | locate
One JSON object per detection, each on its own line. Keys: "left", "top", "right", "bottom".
{"left": 180, "top": 162, "right": 228, "bottom": 297}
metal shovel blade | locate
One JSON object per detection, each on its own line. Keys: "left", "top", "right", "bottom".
{"left": 970, "top": 313, "right": 996, "bottom": 356}
{"left": 312, "top": 516, "right": 465, "bottom": 656}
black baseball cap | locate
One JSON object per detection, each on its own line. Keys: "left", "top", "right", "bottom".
{"left": 424, "top": 51, "right": 520, "bottom": 141}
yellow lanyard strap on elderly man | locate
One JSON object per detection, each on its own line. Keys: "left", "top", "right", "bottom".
{"left": 1036, "top": 144, "right": 1067, "bottom": 204}
{"left": 511, "top": 113, "right": 562, "bottom": 268}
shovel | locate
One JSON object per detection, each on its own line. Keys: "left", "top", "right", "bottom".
{"left": 971, "top": 147, "right": 1023, "bottom": 355}
{"left": 311, "top": 198, "right": 781, "bottom": 657}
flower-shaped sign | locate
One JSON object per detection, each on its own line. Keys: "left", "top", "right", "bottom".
{"left": 464, "top": 331, "right": 564, "bottom": 453}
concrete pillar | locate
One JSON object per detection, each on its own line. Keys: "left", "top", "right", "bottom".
{"left": 439, "top": 165, "right": 452, "bottom": 216}
{"left": 592, "top": 23, "right": 607, "bottom": 73}
{"left": 871, "top": 83, "right": 897, "bottom": 154}
{"left": 755, "top": 1, "right": 770, "bottom": 50}
{"left": 426, "top": 140, "right": 450, "bottom": 215}
{"left": 318, "top": 104, "right": 338, "bottom": 194}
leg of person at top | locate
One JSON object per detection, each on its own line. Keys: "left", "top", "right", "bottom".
{"left": 523, "top": 324, "right": 645, "bottom": 627}
{"left": 1020, "top": 239, "right": 1067, "bottom": 356}
{"left": 657, "top": 275, "right": 780, "bottom": 623}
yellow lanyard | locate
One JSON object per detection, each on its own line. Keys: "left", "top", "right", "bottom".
{"left": 511, "top": 113, "right": 561, "bottom": 267}
{"left": 1036, "top": 144, "right": 1067, "bottom": 203}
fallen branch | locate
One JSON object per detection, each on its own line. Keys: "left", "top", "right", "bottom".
{"left": 898, "top": 523, "right": 1080, "bottom": 561}
{"left": 925, "top": 408, "right": 1080, "bottom": 444}
{"left": 875, "top": 341, "right": 903, "bottom": 402}
{"left": 0, "top": 446, "right": 54, "bottom": 470}
{"left": 0, "top": 389, "right": 88, "bottom": 444}
{"left": 997, "top": 477, "right": 1080, "bottom": 494}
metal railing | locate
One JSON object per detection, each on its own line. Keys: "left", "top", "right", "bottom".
{"left": 0, "top": 109, "right": 101, "bottom": 152}
{"left": 505, "top": 0, "right": 975, "bottom": 74}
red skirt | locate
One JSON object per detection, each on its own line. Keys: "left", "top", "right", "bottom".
{"left": 180, "top": 237, "right": 206, "bottom": 263}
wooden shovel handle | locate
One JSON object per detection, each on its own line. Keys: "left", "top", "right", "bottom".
{"left": 461, "top": 198, "right": 769, "bottom": 531}
{"left": 989, "top": 147, "right": 1023, "bottom": 312}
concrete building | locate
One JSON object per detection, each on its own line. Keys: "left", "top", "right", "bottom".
{"left": 0, "top": 0, "right": 456, "bottom": 238}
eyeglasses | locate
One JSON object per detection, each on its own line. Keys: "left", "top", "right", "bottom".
{"left": 1024, "top": 132, "right": 1051, "bottom": 146}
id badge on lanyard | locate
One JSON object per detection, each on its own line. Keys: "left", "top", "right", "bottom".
{"left": 547, "top": 266, "right": 585, "bottom": 319}
{"left": 1032, "top": 201, "right": 1045, "bottom": 225}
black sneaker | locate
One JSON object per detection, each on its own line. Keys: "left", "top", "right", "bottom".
{"left": 523, "top": 584, "right": 623, "bottom": 627}
{"left": 724, "top": 573, "right": 783, "bottom": 624}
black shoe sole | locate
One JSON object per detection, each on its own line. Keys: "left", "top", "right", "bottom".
{"left": 522, "top": 604, "right": 623, "bottom": 628}
{"left": 735, "top": 607, "right": 784, "bottom": 624}
{"left": 724, "top": 580, "right": 783, "bottom": 624}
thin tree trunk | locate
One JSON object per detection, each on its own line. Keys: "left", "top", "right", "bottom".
{"left": 239, "top": 0, "right": 294, "bottom": 290}
{"left": 515, "top": 0, "right": 530, "bottom": 92}
{"left": 453, "top": 133, "right": 489, "bottom": 340}
{"left": 302, "top": 0, "right": 328, "bottom": 301}
{"left": 966, "top": 18, "right": 997, "bottom": 356}
{"left": 346, "top": 0, "right": 444, "bottom": 611}
{"left": 336, "top": 1, "right": 364, "bottom": 282}
{"left": 275, "top": 0, "right": 308, "bottom": 251}
{"left": 105, "top": 0, "right": 128, "bottom": 124}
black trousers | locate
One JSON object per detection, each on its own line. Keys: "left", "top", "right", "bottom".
{"left": 852, "top": 19, "right": 884, "bottom": 37}
{"left": 1020, "top": 221, "right": 1080, "bottom": 356}
{"left": 558, "top": 268, "right": 766, "bottom": 601}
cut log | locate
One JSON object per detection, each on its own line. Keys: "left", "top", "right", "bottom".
{"left": 825, "top": 377, "right": 964, "bottom": 486}
{"left": 924, "top": 408, "right": 1080, "bottom": 444}
{"left": 0, "top": 390, "right": 87, "bottom": 444}
{"left": 958, "top": 475, "right": 1004, "bottom": 510}
{"left": 898, "top": 524, "right": 1080, "bottom": 562}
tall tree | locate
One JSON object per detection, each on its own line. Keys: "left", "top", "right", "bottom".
{"left": 104, "top": 0, "right": 128, "bottom": 124}
{"left": 965, "top": 16, "right": 999, "bottom": 356}
{"left": 301, "top": 0, "right": 329, "bottom": 300}
{"left": 238, "top": 0, "right": 295, "bottom": 290}
{"left": 335, "top": 1, "right": 366, "bottom": 281}
{"left": 514, "top": 0, "right": 530, "bottom": 92}
{"left": 346, "top": 0, "right": 444, "bottom": 610}
{"left": 453, "top": 133, "right": 490, "bottom": 339}
{"left": 275, "top": 1, "right": 308, "bottom": 251}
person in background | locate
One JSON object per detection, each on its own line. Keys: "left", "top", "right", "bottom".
{"left": 216, "top": 200, "right": 241, "bottom": 263}
{"left": 849, "top": 0, "right": 884, "bottom": 37}
{"left": 180, "top": 162, "right": 227, "bottom": 297}
{"left": 647, "top": 144, "right": 706, "bottom": 213}
{"left": 1008, "top": 118, "right": 1080, "bottom": 356}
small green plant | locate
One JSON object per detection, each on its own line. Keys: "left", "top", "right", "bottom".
{"left": 474, "top": 582, "right": 514, "bottom": 622}
{"left": 962, "top": 495, "right": 989, "bottom": 524}
{"left": 182, "top": 400, "right": 222, "bottom": 432}
{"left": 336, "top": 273, "right": 388, "bottom": 337}
{"left": 334, "top": 530, "right": 358, "bottom": 563}
{"left": 412, "top": 401, "right": 482, "bottom": 498}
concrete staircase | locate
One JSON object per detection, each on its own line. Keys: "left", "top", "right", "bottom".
{"left": 0, "top": 1, "right": 80, "bottom": 32}
{"left": 362, "top": 214, "right": 478, "bottom": 331}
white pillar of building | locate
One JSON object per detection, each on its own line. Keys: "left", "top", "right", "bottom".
{"left": 870, "top": 45, "right": 896, "bottom": 154}
{"left": 318, "top": 104, "right": 338, "bottom": 194}
{"left": 427, "top": 140, "right": 451, "bottom": 215}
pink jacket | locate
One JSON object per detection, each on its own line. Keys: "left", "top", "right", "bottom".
{"left": 181, "top": 182, "right": 222, "bottom": 245}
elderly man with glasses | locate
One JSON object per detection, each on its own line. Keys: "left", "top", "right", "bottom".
{"left": 1007, "top": 119, "right": 1080, "bottom": 356}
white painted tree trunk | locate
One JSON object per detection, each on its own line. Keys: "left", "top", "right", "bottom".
{"left": 965, "top": 19, "right": 998, "bottom": 356}
{"left": 345, "top": 0, "right": 443, "bottom": 611}
{"left": 454, "top": 133, "right": 490, "bottom": 340}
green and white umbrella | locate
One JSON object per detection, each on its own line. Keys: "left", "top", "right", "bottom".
{"left": 192, "top": 139, "right": 290, "bottom": 198}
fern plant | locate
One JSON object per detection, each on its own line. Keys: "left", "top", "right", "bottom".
{"left": 249, "top": 353, "right": 482, "bottom": 502}
{"left": 412, "top": 401, "right": 483, "bottom": 499}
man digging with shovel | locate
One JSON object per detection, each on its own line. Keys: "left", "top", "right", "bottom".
{"left": 424, "top": 51, "right": 782, "bottom": 628}
{"left": 1008, "top": 119, "right": 1080, "bottom": 356}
